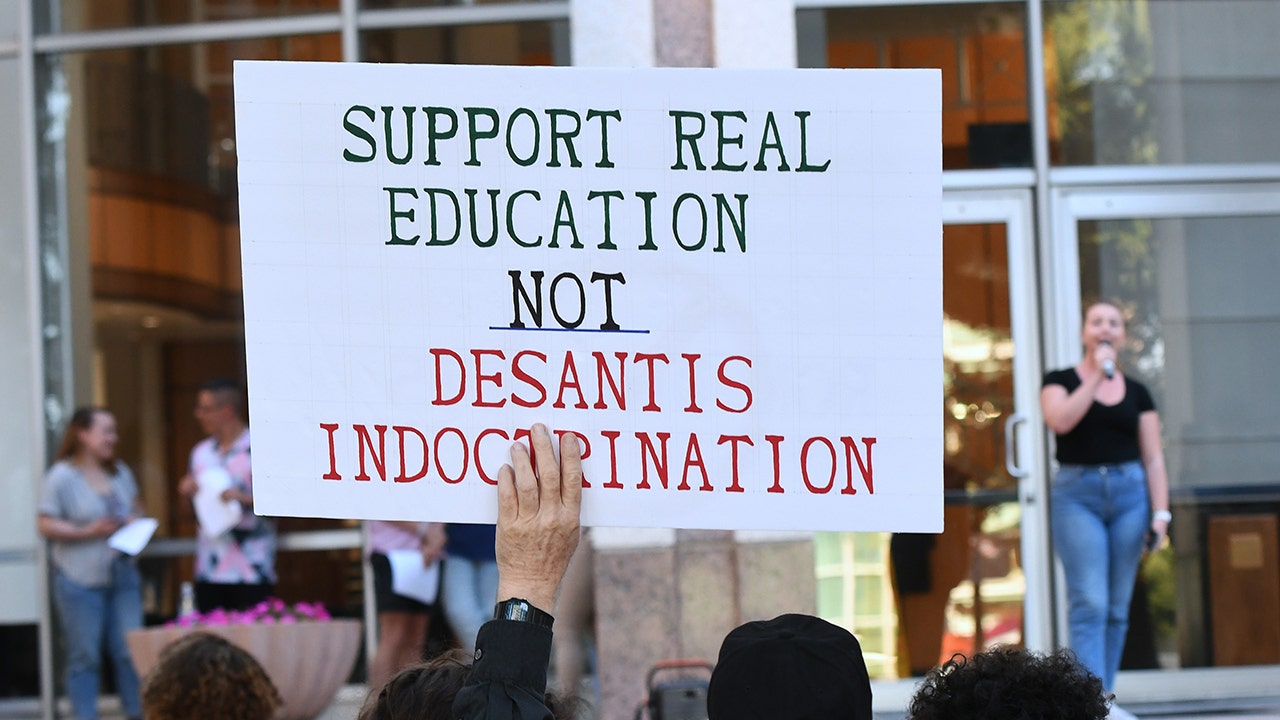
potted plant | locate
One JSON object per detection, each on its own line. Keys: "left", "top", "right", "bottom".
{"left": 127, "top": 598, "right": 361, "bottom": 720}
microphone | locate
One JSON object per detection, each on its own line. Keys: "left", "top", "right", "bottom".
{"left": 1099, "top": 340, "right": 1116, "bottom": 379}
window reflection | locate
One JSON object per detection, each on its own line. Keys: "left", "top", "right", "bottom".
{"left": 1046, "top": 0, "right": 1280, "bottom": 165}
{"left": 41, "top": 0, "right": 339, "bottom": 34}
{"left": 361, "top": 20, "right": 563, "bottom": 65}
{"left": 817, "top": 222, "right": 1024, "bottom": 680}
{"left": 361, "top": 0, "right": 552, "bottom": 8}
{"left": 1079, "top": 214, "right": 1280, "bottom": 668}
{"left": 44, "top": 36, "right": 358, "bottom": 626}
{"left": 799, "top": 3, "right": 1031, "bottom": 170}
{"left": 84, "top": 34, "right": 342, "bottom": 317}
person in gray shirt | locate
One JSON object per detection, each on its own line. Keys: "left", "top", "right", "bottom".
{"left": 38, "top": 407, "right": 144, "bottom": 720}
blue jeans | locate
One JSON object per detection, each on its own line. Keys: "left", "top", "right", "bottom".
{"left": 1051, "top": 460, "right": 1150, "bottom": 691}
{"left": 53, "top": 558, "right": 144, "bottom": 720}
{"left": 443, "top": 556, "right": 500, "bottom": 651}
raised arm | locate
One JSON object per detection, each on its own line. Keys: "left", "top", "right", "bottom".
{"left": 453, "top": 423, "right": 583, "bottom": 720}
{"left": 1041, "top": 374, "right": 1105, "bottom": 437}
{"left": 494, "top": 425, "right": 582, "bottom": 612}
{"left": 1042, "top": 345, "right": 1115, "bottom": 435}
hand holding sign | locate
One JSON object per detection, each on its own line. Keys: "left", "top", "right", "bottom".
{"left": 495, "top": 424, "right": 583, "bottom": 614}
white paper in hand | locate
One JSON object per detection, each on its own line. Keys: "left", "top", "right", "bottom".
{"left": 108, "top": 517, "right": 159, "bottom": 556}
{"left": 194, "top": 467, "right": 243, "bottom": 539}
{"left": 388, "top": 549, "right": 441, "bottom": 605}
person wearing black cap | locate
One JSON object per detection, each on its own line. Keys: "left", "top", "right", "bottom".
{"left": 708, "top": 613, "right": 874, "bottom": 720}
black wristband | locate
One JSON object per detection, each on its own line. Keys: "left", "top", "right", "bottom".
{"left": 493, "top": 598, "right": 555, "bottom": 630}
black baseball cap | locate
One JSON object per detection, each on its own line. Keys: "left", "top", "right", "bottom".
{"left": 707, "top": 613, "right": 873, "bottom": 720}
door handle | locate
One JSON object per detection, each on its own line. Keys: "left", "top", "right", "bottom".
{"left": 1004, "top": 413, "right": 1029, "bottom": 478}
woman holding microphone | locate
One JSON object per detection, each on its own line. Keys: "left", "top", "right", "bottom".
{"left": 1041, "top": 301, "right": 1170, "bottom": 708}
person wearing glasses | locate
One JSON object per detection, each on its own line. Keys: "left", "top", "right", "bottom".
{"left": 178, "top": 377, "right": 277, "bottom": 613}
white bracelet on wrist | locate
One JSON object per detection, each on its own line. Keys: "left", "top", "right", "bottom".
{"left": 1152, "top": 509, "right": 1172, "bottom": 523}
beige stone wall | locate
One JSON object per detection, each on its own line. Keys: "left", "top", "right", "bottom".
{"left": 593, "top": 532, "right": 816, "bottom": 719}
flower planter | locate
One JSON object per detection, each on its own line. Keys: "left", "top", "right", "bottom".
{"left": 126, "top": 619, "right": 362, "bottom": 720}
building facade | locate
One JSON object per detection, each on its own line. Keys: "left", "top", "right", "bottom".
{"left": 3, "top": 0, "right": 1280, "bottom": 718}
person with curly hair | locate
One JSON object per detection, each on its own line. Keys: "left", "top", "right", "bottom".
{"left": 141, "top": 631, "right": 281, "bottom": 720}
{"left": 358, "top": 648, "right": 578, "bottom": 720}
{"left": 907, "top": 647, "right": 1109, "bottom": 720}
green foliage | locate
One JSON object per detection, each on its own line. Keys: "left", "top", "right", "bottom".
{"left": 1141, "top": 544, "right": 1177, "bottom": 641}
{"left": 1048, "top": 0, "right": 1158, "bottom": 164}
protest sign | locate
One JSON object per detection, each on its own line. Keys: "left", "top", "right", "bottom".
{"left": 235, "top": 61, "right": 941, "bottom": 531}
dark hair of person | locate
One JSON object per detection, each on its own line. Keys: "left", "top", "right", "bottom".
{"left": 55, "top": 406, "right": 119, "bottom": 474}
{"left": 141, "top": 631, "right": 282, "bottom": 720}
{"left": 201, "top": 376, "right": 247, "bottom": 419}
{"left": 907, "top": 647, "right": 1109, "bottom": 720}
{"left": 357, "top": 649, "right": 580, "bottom": 720}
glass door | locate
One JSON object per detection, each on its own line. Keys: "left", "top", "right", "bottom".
{"left": 1049, "top": 181, "right": 1280, "bottom": 698}
{"left": 816, "top": 187, "right": 1051, "bottom": 681}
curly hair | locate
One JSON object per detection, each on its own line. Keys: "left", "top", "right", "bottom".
{"left": 142, "top": 631, "right": 282, "bottom": 720}
{"left": 357, "top": 649, "right": 579, "bottom": 720}
{"left": 908, "top": 647, "right": 1109, "bottom": 720}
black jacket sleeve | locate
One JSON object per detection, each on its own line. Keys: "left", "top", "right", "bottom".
{"left": 452, "top": 619, "right": 555, "bottom": 720}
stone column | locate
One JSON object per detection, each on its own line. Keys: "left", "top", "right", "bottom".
{"left": 592, "top": 528, "right": 816, "bottom": 718}
{"left": 567, "top": 3, "right": 815, "bottom": 718}
{"left": 654, "top": 0, "right": 713, "bottom": 67}
{"left": 712, "top": 0, "right": 797, "bottom": 68}
{"left": 570, "top": 0, "right": 655, "bottom": 67}
{"left": 0, "top": 1, "right": 43, "bottom": 626}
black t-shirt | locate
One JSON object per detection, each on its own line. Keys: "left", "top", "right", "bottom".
{"left": 1042, "top": 368, "right": 1156, "bottom": 465}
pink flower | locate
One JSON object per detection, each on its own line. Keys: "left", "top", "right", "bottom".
{"left": 165, "top": 599, "right": 331, "bottom": 627}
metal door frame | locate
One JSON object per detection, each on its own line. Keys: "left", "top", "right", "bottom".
{"left": 872, "top": 186, "right": 1050, "bottom": 711}
{"left": 945, "top": 185, "right": 1054, "bottom": 646}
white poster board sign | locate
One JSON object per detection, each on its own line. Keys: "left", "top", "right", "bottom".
{"left": 235, "top": 61, "right": 941, "bottom": 532}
